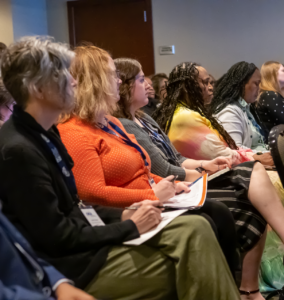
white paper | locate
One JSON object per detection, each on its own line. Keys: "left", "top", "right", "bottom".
{"left": 81, "top": 208, "right": 105, "bottom": 226}
{"left": 163, "top": 175, "right": 207, "bottom": 208}
{"left": 123, "top": 209, "right": 187, "bottom": 246}
{"left": 208, "top": 167, "right": 230, "bottom": 181}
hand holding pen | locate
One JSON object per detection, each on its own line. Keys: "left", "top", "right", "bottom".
{"left": 122, "top": 200, "right": 164, "bottom": 234}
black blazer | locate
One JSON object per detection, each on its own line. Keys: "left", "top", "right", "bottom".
{"left": 0, "top": 106, "right": 139, "bottom": 288}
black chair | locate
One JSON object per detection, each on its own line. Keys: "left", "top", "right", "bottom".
{"left": 265, "top": 125, "right": 284, "bottom": 300}
{"left": 269, "top": 124, "right": 284, "bottom": 187}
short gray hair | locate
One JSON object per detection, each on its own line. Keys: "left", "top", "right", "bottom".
{"left": 0, "top": 36, "right": 75, "bottom": 108}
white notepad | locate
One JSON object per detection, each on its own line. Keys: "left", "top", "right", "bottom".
{"left": 123, "top": 209, "right": 188, "bottom": 246}
{"left": 163, "top": 174, "right": 208, "bottom": 209}
{"left": 208, "top": 167, "right": 230, "bottom": 181}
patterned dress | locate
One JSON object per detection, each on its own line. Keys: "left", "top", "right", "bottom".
{"left": 168, "top": 104, "right": 284, "bottom": 292}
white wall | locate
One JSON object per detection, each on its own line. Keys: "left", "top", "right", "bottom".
{"left": 152, "top": 0, "right": 284, "bottom": 78}
{"left": 0, "top": 0, "right": 14, "bottom": 45}
{"left": 46, "top": 0, "right": 72, "bottom": 44}
{"left": 3, "top": 0, "right": 284, "bottom": 79}
{"left": 11, "top": 0, "right": 48, "bottom": 41}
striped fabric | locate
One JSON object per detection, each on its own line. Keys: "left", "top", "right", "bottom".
{"left": 208, "top": 161, "right": 267, "bottom": 252}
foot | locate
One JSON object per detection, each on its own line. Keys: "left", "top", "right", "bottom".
{"left": 240, "top": 291, "right": 265, "bottom": 300}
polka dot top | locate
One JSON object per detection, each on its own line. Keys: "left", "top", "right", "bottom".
{"left": 256, "top": 91, "right": 284, "bottom": 141}
{"left": 58, "top": 116, "right": 162, "bottom": 207}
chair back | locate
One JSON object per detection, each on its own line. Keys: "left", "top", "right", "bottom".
{"left": 268, "top": 124, "right": 284, "bottom": 187}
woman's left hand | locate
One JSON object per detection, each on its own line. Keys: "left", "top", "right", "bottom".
{"left": 202, "top": 157, "right": 232, "bottom": 175}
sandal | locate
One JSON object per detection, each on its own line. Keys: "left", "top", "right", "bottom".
{"left": 239, "top": 289, "right": 259, "bottom": 296}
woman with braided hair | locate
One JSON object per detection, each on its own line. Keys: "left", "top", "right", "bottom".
{"left": 211, "top": 61, "right": 284, "bottom": 294}
{"left": 211, "top": 61, "right": 269, "bottom": 154}
{"left": 153, "top": 62, "right": 252, "bottom": 164}
{"left": 153, "top": 62, "right": 284, "bottom": 299}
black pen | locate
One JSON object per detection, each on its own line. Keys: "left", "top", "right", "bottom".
{"left": 170, "top": 175, "right": 178, "bottom": 183}
{"left": 175, "top": 176, "right": 202, "bottom": 195}
{"left": 125, "top": 206, "right": 165, "bottom": 210}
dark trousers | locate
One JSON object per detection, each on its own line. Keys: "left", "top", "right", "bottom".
{"left": 184, "top": 199, "right": 237, "bottom": 278}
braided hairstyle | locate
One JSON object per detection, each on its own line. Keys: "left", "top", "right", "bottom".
{"left": 210, "top": 61, "right": 257, "bottom": 114}
{"left": 152, "top": 62, "right": 238, "bottom": 149}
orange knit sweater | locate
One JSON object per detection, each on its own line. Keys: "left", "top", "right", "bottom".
{"left": 58, "top": 116, "right": 162, "bottom": 207}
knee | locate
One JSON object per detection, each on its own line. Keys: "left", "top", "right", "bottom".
{"left": 253, "top": 161, "right": 265, "bottom": 173}
{"left": 178, "top": 215, "right": 214, "bottom": 236}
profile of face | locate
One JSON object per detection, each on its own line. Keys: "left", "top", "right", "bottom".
{"left": 131, "top": 70, "right": 150, "bottom": 110}
{"left": 196, "top": 66, "right": 213, "bottom": 105}
{"left": 108, "top": 57, "right": 122, "bottom": 103}
{"left": 277, "top": 64, "right": 284, "bottom": 89}
{"left": 159, "top": 78, "right": 168, "bottom": 101}
{"left": 243, "top": 69, "right": 261, "bottom": 103}
{"left": 145, "top": 77, "right": 155, "bottom": 98}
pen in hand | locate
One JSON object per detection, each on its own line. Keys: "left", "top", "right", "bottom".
{"left": 125, "top": 206, "right": 165, "bottom": 210}
{"left": 170, "top": 175, "right": 178, "bottom": 183}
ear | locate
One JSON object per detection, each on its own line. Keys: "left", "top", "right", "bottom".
{"left": 32, "top": 85, "right": 45, "bottom": 100}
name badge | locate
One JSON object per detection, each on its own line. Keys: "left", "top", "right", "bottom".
{"left": 148, "top": 177, "right": 155, "bottom": 187}
{"left": 79, "top": 202, "right": 105, "bottom": 226}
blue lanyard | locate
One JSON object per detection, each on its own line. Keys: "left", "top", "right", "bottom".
{"left": 138, "top": 118, "right": 178, "bottom": 161}
{"left": 40, "top": 133, "right": 79, "bottom": 198}
{"left": 98, "top": 119, "right": 149, "bottom": 167}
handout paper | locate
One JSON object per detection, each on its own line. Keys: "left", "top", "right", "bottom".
{"left": 163, "top": 174, "right": 208, "bottom": 208}
{"left": 123, "top": 209, "right": 188, "bottom": 246}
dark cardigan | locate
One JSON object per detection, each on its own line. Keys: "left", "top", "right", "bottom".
{"left": 119, "top": 113, "right": 187, "bottom": 180}
{"left": 0, "top": 106, "right": 139, "bottom": 288}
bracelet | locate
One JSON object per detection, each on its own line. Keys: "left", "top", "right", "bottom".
{"left": 195, "top": 167, "right": 206, "bottom": 173}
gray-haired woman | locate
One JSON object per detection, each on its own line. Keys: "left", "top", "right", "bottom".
{"left": 0, "top": 36, "right": 241, "bottom": 300}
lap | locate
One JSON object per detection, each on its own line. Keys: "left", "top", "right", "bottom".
{"left": 85, "top": 243, "right": 177, "bottom": 300}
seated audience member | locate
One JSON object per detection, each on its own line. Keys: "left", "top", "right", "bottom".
{"left": 253, "top": 61, "right": 284, "bottom": 141}
{"left": 58, "top": 45, "right": 191, "bottom": 208}
{"left": 0, "top": 36, "right": 239, "bottom": 300}
{"left": 211, "top": 61, "right": 284, "bottom": 292}
{"left": 0, "top": 78, "right": 14, "bottom": 128}
{"left": 151, "top": 72, "right": 168, "bottom": 102}
{"left": 153, "top": 61, "right": 284, "bottom": 299}
{"left": 0, "top": 203, "right": 94, "bottom": 300}
{"left": 153, "top": 62, "right": 253, "bottom": 164}
{"left": 141, "top": 76, "right": 160, "bottom": 116}
{"left": 113, "top": 58, "right": 238, "bottom": 276}
{"left": 114, "top": 58, "right": 231, "bottom": 182}
{"left": 212, "top": 61, "right": 268, "bottom": 153}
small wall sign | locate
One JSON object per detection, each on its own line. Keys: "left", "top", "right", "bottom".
{"left": 159, "top": 45, "right": 175, "bottom": 55}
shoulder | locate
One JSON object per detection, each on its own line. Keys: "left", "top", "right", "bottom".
{"left": 174, "top": 106, "right": 204, "bottom": 122}
{"left": 118, "top": 117, "right": 137, "bottom": 128}
{"left": 58, "top": 117, "right": 102, "bottom": 147}
{"left": 217, "top": 104, "right": 244, "bottom": 117}
{"left": 260, "top": 90, "right": 281, "bottom": 99}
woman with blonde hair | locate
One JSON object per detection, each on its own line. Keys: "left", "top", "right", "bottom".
{"left": 58, "top": 45, "right": 191, "bottom": 208}
{"left": 254, "top": 61, "right": 284, "bottom": 141}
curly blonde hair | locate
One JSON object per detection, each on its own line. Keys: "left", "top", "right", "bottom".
{"left": 61, "top": 44, "right": 117, "bottom": 123}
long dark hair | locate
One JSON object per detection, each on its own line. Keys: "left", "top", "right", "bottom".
{"left": 152, "top": 62, "right": 238, "bottom": 149}
{"left": 210, "top": 61, "right": 257, "bottom": 114}
{"left": 113, "top": 57, "right": 144, "bottom": 120}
